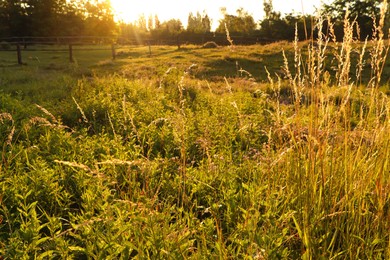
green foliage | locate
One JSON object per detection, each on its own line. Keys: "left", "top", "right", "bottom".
{"left": 216, "top": 8, "right": 257, "bottom": 35}
{"left": 323, "top": 0, "right": 388, "bottom": 40}
{"left": 1, "top": 16, "right": 390, "bottom": 258}
{"left": 187, "top": 12, "right": 211, "bottom": 33}
{"left": 0, "top": 0, "right": 116, "bottom": 37}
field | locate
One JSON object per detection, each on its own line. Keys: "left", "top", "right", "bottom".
{"left": 1, "top": 29, "right": 390, "bottom": 259}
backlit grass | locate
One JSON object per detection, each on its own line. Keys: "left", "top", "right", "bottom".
{"left": 0, "top": 9, "right": 389, "bottom": 258}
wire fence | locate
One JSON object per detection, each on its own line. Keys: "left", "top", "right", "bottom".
{"left": 0, "top": 34, "right": 272, "bottom": 45}
{"left": 0, "top": 35, "right": 273, "bottom": 65}
{"left": 0, "top": 36, "right": 145, "bottom": 64}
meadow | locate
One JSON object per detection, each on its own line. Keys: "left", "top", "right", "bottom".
{"left": 0, "top": 18, "right": 390, "bottom": 259}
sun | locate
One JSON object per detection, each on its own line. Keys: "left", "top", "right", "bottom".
{"left": 110, "top": 0, "right": 187, "bottom": 24}
{"left": 110, "top": 0, "right": 146, "bottom": 23}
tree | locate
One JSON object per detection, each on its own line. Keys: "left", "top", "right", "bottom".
{"left": 259, "top": 0, "right": 284, "bottom": 39}
{"left": 83, "top": 0, "right": 117, "bottom": 36}
{"left": 149, "top": 15, "right": 162, "bottom": 40}
{"left": 135, "top": 14, "right": 147, "bottom": 32}
{"left": 161, "top": 19, "right": 183, "bottom": 35}
{"left": 147, "top": 14, "right": 153, "bottom": 31}
{"left": 59, "top": 1, "right": 85, "bottom": 36}
{"left": 323, "top": 0, "right": 385, "bottom": 40}
{"left": 154, "top": 14, "right": 161, "bottom": 29}
{"left": 25, "top": 0, "right": 85, "bottom": 36}
{"left": 216, "top": 8, "right": 256, "bottom": 34}
{"left": 0, "top": 0, "right": 85, "bottom": 37}
{"left": 0, "top": 0, "right": 116, "bottom": 37}
{"left": 187, "top": 11, "right": 211, "bottom": 33}
{"left": 0, "top": 1, "right": 6, "bottom": 36}
{"left": 258, "top": 0, "right": 312, "bottom": 41}
{"left": 263, "top": 0, "right": 273, "bottom": 19}
{"left": 187, "top": 12, "right": 202, "bottom": 33}
{"left": 0, "top": 0, "right": 30, "bottom": 36}
{"left": 202, "top": 13, "right": 211, "bottom": 33}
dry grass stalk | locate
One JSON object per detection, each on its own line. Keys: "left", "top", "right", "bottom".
{"left": 356, "top": 38, "right": 368, "bottom": 85}
{"left": 6, "top": 126, "right": 15, "bottom": 146}
{"left": 28, "top": 117, "right": 53, "bottom": 128}
{"left": 327, "top": 15, "right": 337, "bottom": 43}
{"left": 224, "top": 77, "right": 232, "bottom": 93}
{"left": 159, "top": 66, "right": 177, "bottom": 88}
{"left": 26, "top": 116, "right": 72, "bottom": 132}
{"left": 336, "top": 9, "right": 355, "bottom": 87}
{"left": 293, "top": 24, "right": 303, "bottom": 86}
{"left": 238, "top": 68, "right": 255, "bottom": 81}
{"left": 147, "top": 118, "right": 168, "bottom": 128}
{"left": 0, "top": 113, "right": 14, "bottom": 146}
{"left": 265, "top": 67, "right": 282, "bottom": 126}
{"left": 72, "top": 96, "right": 89, "bottom": 123}
{"left": 314, "top": 16, "right": 329, "bottom": 87}
{"left": 107, "top": 112, "right": 117, "bottom": 140}
{"left": 96, "top": 159, "right": 143, "bottom": 166}
{"left": 54, "top": 159, "right": 105, "bottom": 178}
{"left": 0, "top": 113, "right": 13, "bottom": 124}
{"left": 35, "top": 104, "right": 58, "bottom": 124}
{"left": 224, "top": 23, "right": 234, "bottom": 50}
{"left": 54, "top": 160, "right": 91, "bottom": 172}
{"left": 370, "top": 0, "right": 389, "bottom": 88}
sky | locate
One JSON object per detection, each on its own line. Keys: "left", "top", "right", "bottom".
{"left": 111, "top": 0, "right": 331, "bottom": 30}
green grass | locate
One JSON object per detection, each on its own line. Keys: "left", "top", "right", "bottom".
{"left": 0, "top": 23, "right": 390, "bottom": 259}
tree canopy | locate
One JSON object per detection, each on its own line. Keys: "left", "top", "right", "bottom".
{"left": 0, "top": 0, "right": 388, "bottom": 43}
{"left": 323, "top": 0, "right": 388, "bottom": 40}
{"left": 0, "top": 0, "right": 116, "bottom": 37}
{"left": 187, "top": 11, "right": 211, "bottom": 33}
{"left": 216, "top": 8, "right": 257, "bottom": 34}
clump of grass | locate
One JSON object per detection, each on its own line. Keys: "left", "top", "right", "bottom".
{"left": 266, "top": 2, "right": 390, "bottom": 258}
{"left": 0, "top": 112, "right": 14, "bottom": 148}
{"left": 97, "top": 59, "right": 115, "bottom": 67}
{"left": 202, "top": 41, "right": 219, "bottom": 49}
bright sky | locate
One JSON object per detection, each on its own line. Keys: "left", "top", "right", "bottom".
{"left": 111, "top": 0, "right": 331, "bottom": 30}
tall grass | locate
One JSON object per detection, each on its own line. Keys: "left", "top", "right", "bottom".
{"left": 271, "top": 2, "right": 390, "bottom": 258}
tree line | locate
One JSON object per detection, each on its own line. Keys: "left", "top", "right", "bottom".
{"left": 0, "top": 0, "right": 389, "bottom": 44}
{"left": 0, "top": 0, "right": 116, "bottom": 37}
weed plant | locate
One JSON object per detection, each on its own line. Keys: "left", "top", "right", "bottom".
{"left": 0, "top": 3, "right": 390, "bottom": 259}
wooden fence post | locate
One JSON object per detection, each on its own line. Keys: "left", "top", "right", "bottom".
{"left": 17, "top": 44, "right": 23, "bottom": 65}
{"left": 69, "top": 44, "right": 74, "bottom": 63}
{"left": 111, "top": 44, "right": 116, "bottom": 60}
{"left": 148, "top": 41, "right": 152, "bottom": 56}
